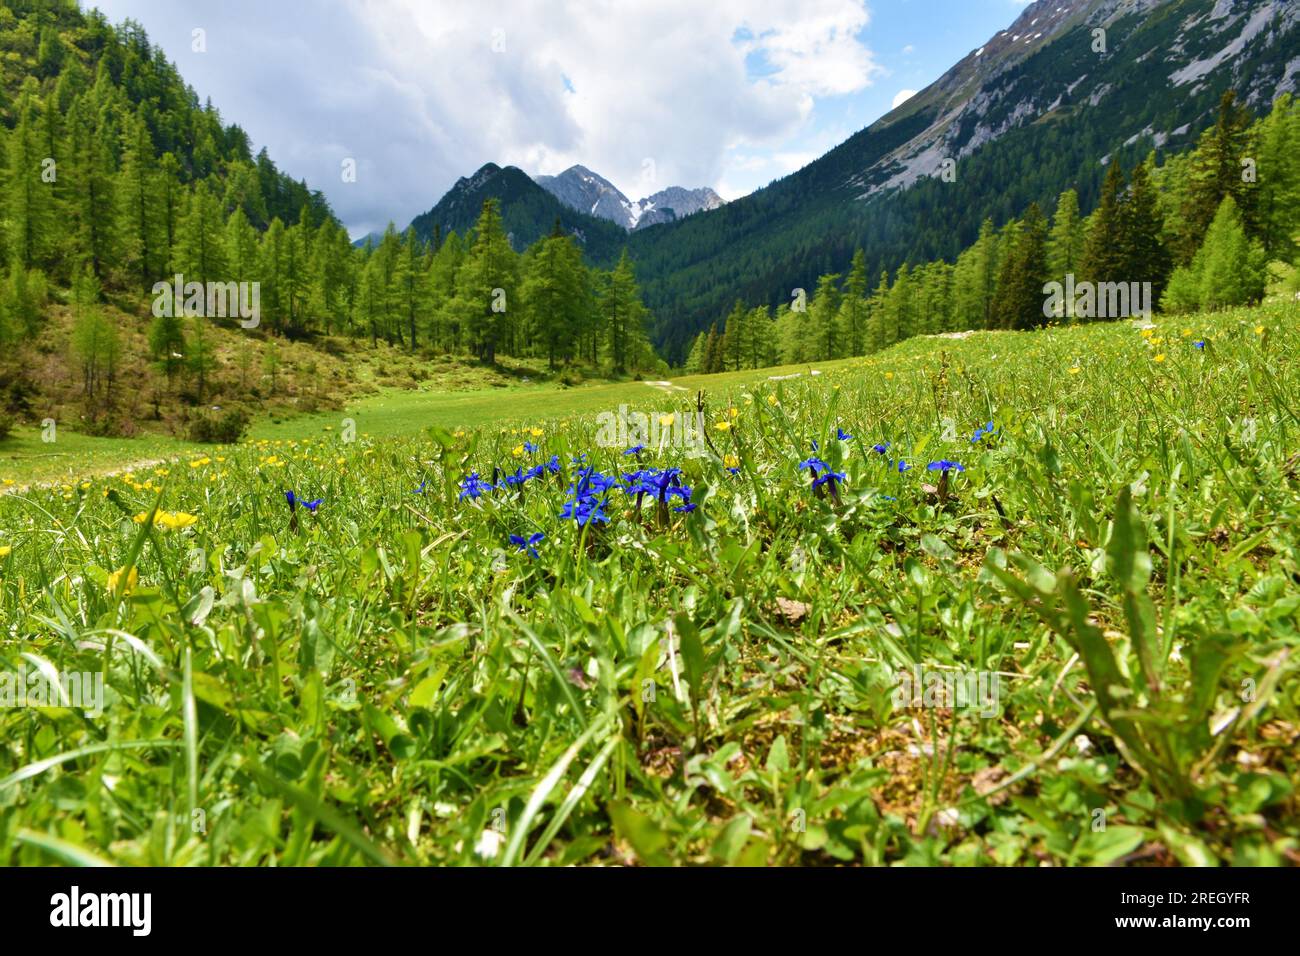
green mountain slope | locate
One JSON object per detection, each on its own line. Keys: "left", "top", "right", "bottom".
{"left": 622, "top": 0, "right": 1299, "bottom": 360}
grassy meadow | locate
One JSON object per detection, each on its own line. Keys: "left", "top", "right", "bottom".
{"left": 0, "top": 302, "right": 1297, "bottom": 866}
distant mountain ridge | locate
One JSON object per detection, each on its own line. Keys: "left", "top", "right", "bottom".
{"left": 534, "top": 165, "right": 724, "bottom": 230}
{"left": 406, "top": 162, "right": 628, "bottom": 259}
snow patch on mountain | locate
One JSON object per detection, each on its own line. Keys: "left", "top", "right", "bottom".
{"left": 535, "top": 165, "right": 724, "bottom": 231}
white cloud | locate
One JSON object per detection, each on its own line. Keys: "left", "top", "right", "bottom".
{"left": 92, "top": 0, "right": 881, "bottom": 236}
{"left": 891, "top": 88, "right": 918, "bottom": 109}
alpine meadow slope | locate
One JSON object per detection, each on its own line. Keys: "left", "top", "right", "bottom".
{"left": 0, "top": 0, "right": 1299, "bottom": 880}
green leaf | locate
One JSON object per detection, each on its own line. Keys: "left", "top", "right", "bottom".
{"left": 1157, "top": 822, "right": 1219, "bottom": 867}
{"left": 675, "top": 612, "right": 706, "bottom": 704}
{"left": 1075, "top": 825, "right": 1146, "bottom": 866}
{"left": 710, "top": 814, "right": 752, "bottom": 865}
{"left": 765, "top": 734, "right": 790, "bottom": 774}
{"left": 363, "top": 704, "right": 415, "bottom": 760}
{"left": 608, "top": 801, "right": 670, "bottom": 867}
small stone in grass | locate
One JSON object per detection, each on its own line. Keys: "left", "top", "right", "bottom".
{"left": 775, "top": 597, "right": 811, "bottom": 625}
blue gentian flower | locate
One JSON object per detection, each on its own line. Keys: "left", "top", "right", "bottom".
{"left": 812, "top": 470, "right": 846, "bottom": 489}
{"left": 624, "top": 445, "right": 645, "bottom": 455}
{"left": 523, "top": 441, "right": 538, "bottom": 454}
{"left": 285, "top": 490, "right": 322, "bottom": 512}
{"left": 546, "top": 455, "right": 561, "bottom": 474}
{"left": 927, "top": 460, "right": 965, "bottom": 473}
{"left": 560, "top": 496, "right": 610, "bottom": 526}
{"left": 662, "top": 483, "right": 696, "bottom": 513}
{"left": 412, "top": 480, "right": 427, "bottom": 495}
{"left": 872, "top": 442, "right": 891, "bottom": 455}
{"left": 458, "top": 472, "right": 491, "bottom": 500}
{"left": 1193, "top": 340, "right": 1205, "bottom": 350}
{"left": 897, "top": 460, "right": 911, "bottom": 473}
{"left": 509, "top": 532, "right": 545, "bottom": 558}
{"left": 798, "top": 456, "right": 829, "bottom": 473}
{"left": 837, "top": 428, "right": 854, "bottom": 441}
{"left": 970, "top": 421, "right": 998, "bottom": 443}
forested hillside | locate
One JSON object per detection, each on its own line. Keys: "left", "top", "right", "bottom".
{"left": 0, "top": 1, "right": 663, "bottom": 442}
{"left": 681, "top": 94, "right": 1300, "bottom": 373}
{"left": 625, "top": 0, "right": 1299, "bottom": 360}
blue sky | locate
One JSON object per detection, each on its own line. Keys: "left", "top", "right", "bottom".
{"left": 90, "top": 1, "right": 1034, "bottom": 237}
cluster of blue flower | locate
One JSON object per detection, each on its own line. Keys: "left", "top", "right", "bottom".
{"left": 457, "top": 455, "right": 563, "bottom": 500}
{"left": 460, "top": 420, "right": 993, "bottom": 560}
{"left": 559, "top": 462, "right": 698, "bottom": 528}
{"left": 797, "top": 457, "right": 846, "bottom": 489}
{"left": 454, "top": 447, "right": 701, "bottom": 558}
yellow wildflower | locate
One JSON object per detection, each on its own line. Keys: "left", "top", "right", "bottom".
{"left": 133, "top": 510, "right": 199, "bottom": 531}
{"left": 107, "top": 565, "right": 138, "bottom": 596}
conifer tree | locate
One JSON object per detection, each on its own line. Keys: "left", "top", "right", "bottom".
{"left": 1119, "top": 158, "right": 1171, "bottom": 303}
{"left": 4, "top": 96, "right": 56, "bottom": 271}
{"left": 117, "top": 114, "right": 158, "bottom": 289}
{"left": 992, "top": 204, "right": 1049, "bottom": 330}
{"left": 809, "top": 273, "right": 842, "bottom": 359}
{"left": 1180, "top": 90, "right": 1257, "bottom": 262}
{"left": 1078, "top": 161, "right": 1127, "bottom": 289}
{"left": 522, "top": 224, "right": 590, "bottom": 369}
{"left": 703, "top": 322, "right": 723, "bottom": 373}
{"left": 1047, "top": 188, "right": 1083, "bottom": 314}
{"left": 452, "top": 199, "right": 517, "bottom": 364}
{"left": 65, "top": 94, "right": 118, "bottom": 280}
{"left": 1253, "top": 94, "right": 1300, "bottom": 262}
{"left": 865, "top": 270, "right": 889, "bottom": 352}
{"left": 602, "top": 250, "right": 650, "bottom": 374}
{"left": 840, "top": 249, "right": 869, "bottom": 355}
{"left": 748, "top": 304, "right": 775, "bottom": 368}
{"left": 721, "top": 300, "right": 746, "bottom": 371}
{"left": 684, "top": 331, "right": 707, "bottom": 373}
{"left": 1195, "top": 196, "right": 1267, "bottom": 311}
{"left": 177, "top": 181, "right": 227, "bottom": 286}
